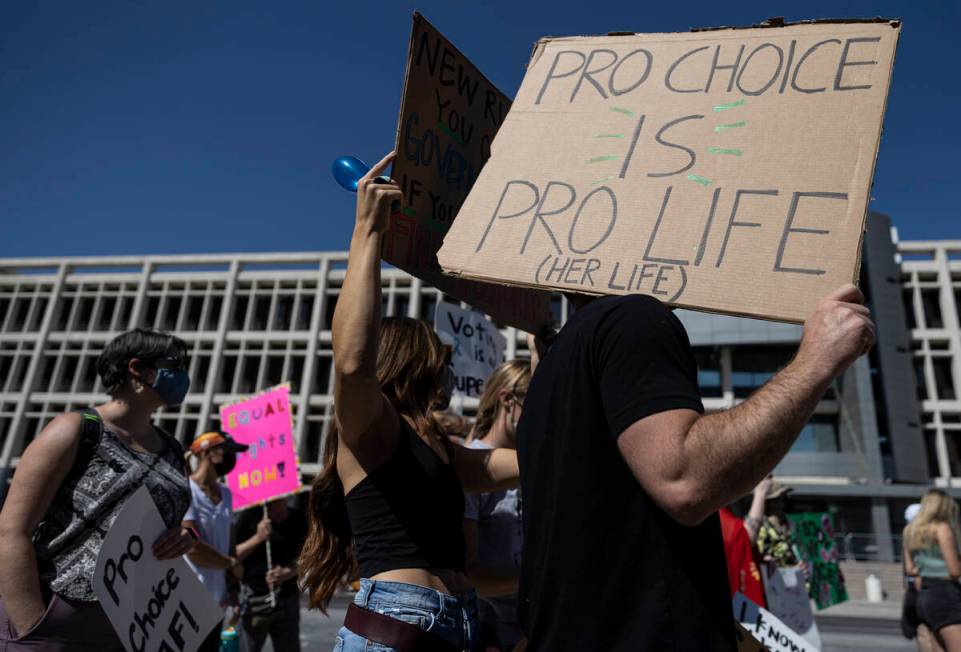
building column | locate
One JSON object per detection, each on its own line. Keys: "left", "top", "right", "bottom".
{"left": 197, "top": 260, "right": 240, "bottom": 432}
{"left": 295, "top": 259, "right": 329, "bottom": 462}
{"left": 0, "top": 264, "right": 69, "bottom": 497}
{"left": 871, "top": 498, "right": 895, "bottom": 562}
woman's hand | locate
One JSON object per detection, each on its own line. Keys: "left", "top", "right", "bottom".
{"left": 152, "top": 527, "right": 195, "bottom": 560}
{"left": 355, "top": 152, "right": 402, "bottom": 236}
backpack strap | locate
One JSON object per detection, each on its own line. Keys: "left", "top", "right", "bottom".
{"left": 76, "top": 408, "right": 104, "bottom": 449}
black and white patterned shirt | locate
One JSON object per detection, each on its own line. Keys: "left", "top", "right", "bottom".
{"left": 33, "top": 411, "right": 191, "bottom": 601}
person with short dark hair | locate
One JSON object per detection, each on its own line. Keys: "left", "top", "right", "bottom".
{"left": 0, "top": 328, "right": 197, "bottom": 651}
{"left": 518, "top": 285, "right": 874, "bottom": 650}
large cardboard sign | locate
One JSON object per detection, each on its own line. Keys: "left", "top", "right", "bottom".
{"left": 93, "top": 486, "right": 222, "bottom": 652}
{"left": 438, "top": 20, "right": 900, "bottom": 323}
{"left": 435, "top": 302, "right": 507, "bottom": 398}
{"left": 390, "top": 12, "right": 551, "bottom": 332}
{"left": 220, "top": 384, "right": 302, "bottom": 510}
{"left": 762, "top": 565, "right": 822, "bottom": 649}
{"left": 788, "top": 512, "right": 848, "bottom": 609}
{"left": 733, "top": 592, "right": 817, "bottom": 652}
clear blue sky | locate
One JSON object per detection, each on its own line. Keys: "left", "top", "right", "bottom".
{"left": 2, "top": 1, "right": 958, "bottom": 259}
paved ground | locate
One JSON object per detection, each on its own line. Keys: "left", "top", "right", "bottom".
{"left": 258, "top": 594, "right": 916, "bottom": 651}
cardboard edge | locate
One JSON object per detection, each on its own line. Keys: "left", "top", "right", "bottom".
{"left": 851, "top": 23, "right": 902, "bottom": 288}
{"left": 390, "top": 12, "right": 423, "bottom": 179}
{"left": 691, "top": 16, "right": 901, "bottom": 32}
{"left": 441, "top": 266, "right": 807, "bottom": 325}
{"left": 527, "top": 17, "right": 902, "bottom": 45}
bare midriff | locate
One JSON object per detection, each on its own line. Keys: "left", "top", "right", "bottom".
{"left": 369, "top": 567, "right": 471, "bottom": 597}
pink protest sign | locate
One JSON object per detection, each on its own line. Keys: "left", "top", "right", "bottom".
{"left": 219, "top": 384, "right": 302, "bottom": 510}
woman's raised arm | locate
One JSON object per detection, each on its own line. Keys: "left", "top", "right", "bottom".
{"left": 332, "top": 152, "right": 403, "bottom": 448}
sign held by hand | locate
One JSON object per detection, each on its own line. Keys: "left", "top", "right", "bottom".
{"left": 437, "top": 19, "right": 900, "bottom": 323}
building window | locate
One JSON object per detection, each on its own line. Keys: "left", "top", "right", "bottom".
{"left": 921, "top": 289, "right": 943, "bottom": 329}
{"left": 903, "top": 288, "right": 917, "bottom": 329}
{"left": 933, "top": 357, "right": 956, "bottom": 400}
{"left": 731, "top": 345, "right": 795, "bottom": 399}
{"left": 915, "top": 357, "right": 928, "bottom": 401}
{"left": 924, "top": 429, "right": 941, "bottom": 478}
{"left": 693, "top": 347, "right": 722, "bottom": 398}
{"left": 792, "top": 414, "right": 840, "bottom": 452}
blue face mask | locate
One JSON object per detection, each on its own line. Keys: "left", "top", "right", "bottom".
{"left": 151, "top": 368, "right": 190, "bottom": 406}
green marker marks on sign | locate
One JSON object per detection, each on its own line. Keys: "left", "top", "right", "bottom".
{"left": 402, "top": 207, "right": 418, "bottom": 218}
{"left": 591, "top": 175, "right": 617, "bottom": 185}
{"left": 715, "top": 121, "right": 747, "bottom": 133}
{"left": 609, "top": 107, "right": 635, "bottom": 117}
{"left": 707, "top": 147, "right": 743, "bottom": 156}
{"left": 686, "top": 174, "right": 713, "bottom": 186}
{"left": 437, "top": 121, "right": 467, "bottom": 149}
{"left": 713, "top": 99, "right": 746, "bottom": 112}
{"left": 593, "top": 133, "right": 625, "bottom": 139}
{"left": 586, "top": 155, "right": 619, "bottom": 164}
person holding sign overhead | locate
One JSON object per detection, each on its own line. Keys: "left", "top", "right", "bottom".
{"left": 0, "top": 329, "right": 197, "bottom": 651}
{"left": 516, "top": 284, "right": 874, "bottom": 650}
{"left": 299, "top": 151, "right": 521, "bottom": 652}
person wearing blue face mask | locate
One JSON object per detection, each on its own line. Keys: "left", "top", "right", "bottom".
{"left": 0, "top": 328, "right": 198, "bottom": 651}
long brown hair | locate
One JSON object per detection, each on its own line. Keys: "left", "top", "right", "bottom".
{"left": 299, "top": 317, "right": 449, "bottom": 612}
{"left": 470, "top": 359, "right": 530, "bottom": 440}
{"left": 905, "top": 489, "right": 961, "bottom": 553}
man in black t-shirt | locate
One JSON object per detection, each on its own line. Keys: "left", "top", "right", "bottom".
{"left": 517, "top": 287, "right": 874, "bottom": 650}
{"left": 235, "top": 498, "right": 307, "bottom": 652}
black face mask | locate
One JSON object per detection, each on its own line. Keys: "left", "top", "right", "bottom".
{"left": 214, "top": 449, "right": 237, "bottom": 477}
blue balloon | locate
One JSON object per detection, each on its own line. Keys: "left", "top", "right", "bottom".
{"left": 331, "top": 155, "right": 370, "bottom": 192}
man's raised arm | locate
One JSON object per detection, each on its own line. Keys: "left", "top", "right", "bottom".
{"left": 617, "top": 284, "right": 875, "bottom": 526}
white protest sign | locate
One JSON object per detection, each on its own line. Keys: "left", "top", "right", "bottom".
{"left": 435, "top": 302, "right": 507, "bottom": 398}
{"left": 762, "top": 565, "right": 822, "bottom": 649}
{"left": 734, "top": 592, "right": 818, "bottom": 652}
{"left": 93, "top": 486, "right": 222, "bottom": 652}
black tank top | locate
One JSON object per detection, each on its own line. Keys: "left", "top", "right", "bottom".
{"left": 344, "top": 419, "right": 466, "bottom": 578}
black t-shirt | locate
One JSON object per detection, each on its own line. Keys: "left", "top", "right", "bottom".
{"left": 517, "top": 295, "right": 735, "bottom": 651}
{"left": 235, "top": 507, "right": 308, "bottom": 597}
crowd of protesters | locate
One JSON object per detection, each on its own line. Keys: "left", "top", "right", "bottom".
{"left": 9, "top": 147, "right": 961, "bottom": 652}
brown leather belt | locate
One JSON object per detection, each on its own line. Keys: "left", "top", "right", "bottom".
{"left": 344, "top": 602, "right": 460, "bottom": 652}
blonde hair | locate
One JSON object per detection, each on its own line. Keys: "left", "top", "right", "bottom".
{"left": 904, "top": 489, "right": 961, "bottom": 553}
{"left": 471, "top": 359, "right": 531, "bottom": 440}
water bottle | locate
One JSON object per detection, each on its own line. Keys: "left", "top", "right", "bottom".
{"left": 331, "top": 156, "right": 371, "bottom": 192}
{"left": 219, "top": 626, "right": 240, "bottom": 652}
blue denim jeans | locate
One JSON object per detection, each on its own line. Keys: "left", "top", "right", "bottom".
{"left": 333, "top": 579, "right": 478, "bottom": 651}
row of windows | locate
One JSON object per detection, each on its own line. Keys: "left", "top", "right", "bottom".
{"left": 0, "top": 278, "right": 465, "bottom": 335}
{"left": 903, "top": 285, "right": 961, "bottom": 330}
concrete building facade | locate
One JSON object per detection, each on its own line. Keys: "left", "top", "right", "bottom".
{"left": 1, "top": 215, "right": 958, "bottom": 559}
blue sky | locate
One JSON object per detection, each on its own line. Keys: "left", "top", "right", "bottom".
{"left": 2, "top": 1, "right": 957, "bottom": 259}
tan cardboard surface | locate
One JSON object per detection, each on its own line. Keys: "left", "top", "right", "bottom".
{"left": 389, "top": 12, "right": 551, "bottom": 332}
{"left": 437, "top": 20, "right": 900, "bottom": 323}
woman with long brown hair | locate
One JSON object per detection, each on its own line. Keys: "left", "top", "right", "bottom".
{"left": 299, "top": 152, "right": 520, "bottom": 652}
{"left": 904, "top": 489, "right": 961, "bottom": 651}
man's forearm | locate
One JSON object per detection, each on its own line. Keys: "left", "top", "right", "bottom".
{"left": 0, "top": 534, "right": 47, "bottom": 634}
{"left": 687, "top": 358, "right": 830, "bottom": 516}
